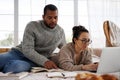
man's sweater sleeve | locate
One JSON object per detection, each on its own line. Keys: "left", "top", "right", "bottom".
{"left": 22, "top": 22, "right": 48, "bottom": 66}
{"left": 58, "top": 29, "right": 66, "bottom": 49}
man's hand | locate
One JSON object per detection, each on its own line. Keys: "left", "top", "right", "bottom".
{"left": 44, "top": 60, "right": 58, "bottom": 69}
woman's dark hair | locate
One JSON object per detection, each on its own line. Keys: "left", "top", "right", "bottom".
{"left": 44, "top": 4, "right": 58, "bottom": 15}
{"left": 72, "top": 25, "right": 89, "bottom": 43}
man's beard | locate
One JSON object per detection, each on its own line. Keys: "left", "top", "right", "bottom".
{"left": 44, "top": 21, "right": 56, "bottom": 29}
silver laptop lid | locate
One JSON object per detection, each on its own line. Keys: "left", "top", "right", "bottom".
{"left": 97, "top": 47, "right": 120, "bottom": 74}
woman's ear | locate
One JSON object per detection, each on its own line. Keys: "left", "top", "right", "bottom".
{"left": 74, "top": 38, "right": 77, "bottom": 43}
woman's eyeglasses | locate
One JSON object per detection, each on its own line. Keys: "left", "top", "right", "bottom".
{"left": 78, "top": 39, "right": 92, "bottom": 44}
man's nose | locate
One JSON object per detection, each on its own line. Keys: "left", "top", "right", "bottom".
{"left": 51, "top": 18, "right": 56, "bottom": 22}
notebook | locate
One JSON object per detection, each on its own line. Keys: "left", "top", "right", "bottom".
{"left": 97, "top": 47, "right": 120, "bottom": 74}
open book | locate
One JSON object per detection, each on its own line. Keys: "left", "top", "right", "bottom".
{"left": 46, "top": 72, "right": 77, "bottom": 78}
{"left": 31, "top": 67, "right": 64, "bottom": 73}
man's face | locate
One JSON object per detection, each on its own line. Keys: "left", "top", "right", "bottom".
{"left": 43, "top": 10, "right": 58, "bottom": 29}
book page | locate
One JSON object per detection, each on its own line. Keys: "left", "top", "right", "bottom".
{"left": 31, "top": 67, "right": 63, "bottom": 73}
{"left": 46, "top": 71, "right": 77, "bottom": 78}
{"left": 48, "top": 69, "right": 64, "bottom": 72}
{"left": 47, "top": 72, "right": 63, "bottom": 78}
{"left": 63, "top": 72, "right": 77, "bottom": 78}
{"left": 0, "top": 72, "right": 8, "bottom": 76}
{"left": 31, "top": 67, "right": 48, "bottom": 72}
{"left": 0, "top": 72, "right": 19, "bottom": 80}
{"left": 15, "top": 72, "right": 29, "bottom": 79}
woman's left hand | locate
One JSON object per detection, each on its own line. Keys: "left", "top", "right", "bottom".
{"left": 81, "top": 63, "right": 98, "bottom": 71}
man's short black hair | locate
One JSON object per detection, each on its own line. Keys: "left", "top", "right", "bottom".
{"left": 44, "top": 4, "right": 58, "bottom": 15}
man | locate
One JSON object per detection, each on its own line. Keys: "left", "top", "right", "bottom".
{"left": 0, "top": 4, "right": 66, "bottom": 73}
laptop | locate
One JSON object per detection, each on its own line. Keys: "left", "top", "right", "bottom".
{"left": 97, "top": 47, "right": 120, "bottom": 74}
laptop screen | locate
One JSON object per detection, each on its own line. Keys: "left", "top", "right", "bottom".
{"left": 97, "top": 47, "right": 120, "bottom": 74}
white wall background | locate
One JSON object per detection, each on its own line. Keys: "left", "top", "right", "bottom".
{"left": 0, "top": 0, "right": 120, "bottom": 48}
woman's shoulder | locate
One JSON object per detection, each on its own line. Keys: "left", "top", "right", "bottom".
{"left": 60, "top": 42, "right": 75, "bottom": 54}
{"left": 61, "top": 42, "right": 73, "bottom": 49}
{"left": 59, "top": 42, "right": 74, "bottom": 57}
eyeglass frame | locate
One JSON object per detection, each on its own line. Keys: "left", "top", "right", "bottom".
{"left": 78, "top": 39, "right": 92, "bottom": 44}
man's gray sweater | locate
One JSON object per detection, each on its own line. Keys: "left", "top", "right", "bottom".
{"left": 14, "top": 20, "right": 66, "bottom": 66}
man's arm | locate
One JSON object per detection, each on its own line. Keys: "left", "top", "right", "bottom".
{"left": 22, "top": 22, "right": 48, "bottom": 66}
{"left": 58, "top": 29, "right": 66, "bottom": 49}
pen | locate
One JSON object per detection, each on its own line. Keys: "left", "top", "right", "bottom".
{"left": 61, "top": 73, "right": 65, "bottom": 77}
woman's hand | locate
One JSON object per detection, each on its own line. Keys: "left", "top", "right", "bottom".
{"left": 82, "top": 63, "right": 98, "bottom": 71}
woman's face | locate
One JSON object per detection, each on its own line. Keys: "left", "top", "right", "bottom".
{"left": 74, "top": 32, "right": 91, "bottom": 50}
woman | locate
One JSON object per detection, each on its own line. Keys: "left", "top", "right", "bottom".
{"left": 58, "top": 25, "right": 98, "bottom": 71}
